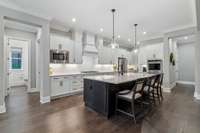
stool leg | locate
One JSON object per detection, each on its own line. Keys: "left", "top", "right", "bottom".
{"left": 131, "top": 102, "right": 136, "bottom": 124}
{"left": 115, "top": 97, "right": 118, "bottom": 115}
{"left": 160, "top": 86, "right": 163, "bottom": 100}
{"left": 156, "top": 88, "right": 161, "bottom": 104}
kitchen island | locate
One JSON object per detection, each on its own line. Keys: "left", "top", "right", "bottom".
{"left": 83, "top": 73, "right": 156, "bottom": 118}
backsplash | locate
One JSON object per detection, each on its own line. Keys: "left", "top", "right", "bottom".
{"left": 50, "top": 55, "right": 114, "bottom": 74}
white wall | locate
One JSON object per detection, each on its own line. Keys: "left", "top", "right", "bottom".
{"left": 177, "top": 43, "right": 195, "bottom": 82}
{"left": 5, "top": 28, "right": 37, "bottom": 88}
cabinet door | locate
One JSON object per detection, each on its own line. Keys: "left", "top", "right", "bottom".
{"left": 92, "top": 81, "right": 107, "bottom": 114}
{"left": 51, "top": 77, "right": 62, "bottom": 96}
{"left": 63, "top": 77, "right": 72, "bottom": 92}
{"left": 98, "top": 47, "right": 113, "bottom": 64}
{"left": 84, "top": 79, "right": 94, "bottom": 107}
{"left": 50, "top": 34, "right": 75, "bottom": 63}
{"left": 74, "top": 42, "right": 83, "bottom": 64}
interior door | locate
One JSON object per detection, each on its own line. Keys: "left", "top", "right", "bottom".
{"left": 7, "top": 38, "right": 29, "bottom": 88}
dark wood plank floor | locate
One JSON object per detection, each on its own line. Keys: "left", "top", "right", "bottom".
{"left": 0, "top": 84, "right": 200, "bottom": 133}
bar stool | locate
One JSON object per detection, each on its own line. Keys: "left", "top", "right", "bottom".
{"left": 115, "top": 78, "right": 147, "bottom": 123}
{"left": 143, "top": 75, "right": 159, "bottom": 104}
{"left": 158, "top": 73, "right": 164, "bottom": 101}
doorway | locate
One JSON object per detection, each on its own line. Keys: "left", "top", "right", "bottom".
{"left": 3, "top": 19, "right": 43, "bottom": 113}
{"left": 6, "top": 37, "right": 31, "bottom": 95}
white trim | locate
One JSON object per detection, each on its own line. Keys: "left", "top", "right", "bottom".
{"left": 194, "top": 92, "right": 200, "bottom": 100}
{"left": 163, "top": 82, "right": 176, "bottom": 93}
{"left": 40, "top": 96, "right": 50, "bottom": 104}
{"left": 0, "top": 102, "right": 6, "bottom": 113}
{"left": 27, "top": 87, "right": 39, "bottom": 93}
{"left": 176, "top": 81, "right": 195, "bottom": 85}
{"left": 163, "top": 87, "right": 172, "bottom": 93}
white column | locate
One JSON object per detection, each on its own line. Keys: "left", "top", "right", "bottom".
{"left": 194, "top": 0, "right": 200, "bottom": 99}
{"left": 162, "top": 36, "right": 171, "bottom": 92}
{"left": 0, "top": 15, "right": 6, "bottom": 113}
{"left": 194, "top": 32, "right": 200, "bottom": 99}
{"left": 39, "top": 23, "right": 51, "bottom": 104}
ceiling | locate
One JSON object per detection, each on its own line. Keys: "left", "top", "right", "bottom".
{"left": 0, "top": 0, "right": 197, "bottom": 46}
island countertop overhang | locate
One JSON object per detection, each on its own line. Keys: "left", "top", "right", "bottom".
{"left": 83, "top": 72, "right": 158, "bottom": 84}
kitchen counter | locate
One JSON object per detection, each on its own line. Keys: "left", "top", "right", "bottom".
{"left": 49, "top": 71, "right": 116, "bottom": 77}
{"left": 84, "top": 72, "right": 156, "bottom": 84}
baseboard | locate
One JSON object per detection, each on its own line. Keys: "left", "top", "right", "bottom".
{"left": 40, "top": 96, "right": 50, "bottom": 104}
{"left": 163, "top": 87, "right": 172, "bottom": 93}
{"left": 0, "top": 102, "right": 6, "bottom": 113}
{"left": 194, "top": 92, "right": 200, "bottom": 100}
{"left": 176, "top": 81, "right": 195, "bottom": 85}
{"left": 27, "top": 88, "right": 39, "bottom": 93}
{"left": 163, "top": 82, "right": 176, "bottom": 93}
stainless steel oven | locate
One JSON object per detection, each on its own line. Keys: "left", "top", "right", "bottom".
{"left": 147, "top": 59, "right": 163, "bottom": 73}
{"left": 50, "top": 50, "right": 69, "bottom": 64}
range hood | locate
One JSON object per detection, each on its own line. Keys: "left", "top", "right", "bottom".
{"left": 83, "top": 33, "right": 98, "bottom": 54}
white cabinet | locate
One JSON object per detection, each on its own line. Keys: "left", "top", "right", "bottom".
{"left": 128, "top": 51, "right": 137, "bottom": 65}
{"left": 50, "top": 75, "right": 83, "bottom": 98}
{"left": 138, "top": 43, "right": 164, "bottom": 65}
{"left": 74, "top": 42, "right": 83, "bottom": 64}
{"left": 51, "top": 76, "right": 71, "bottom": 97}
{"left": 98, "top": 47, "right": 132, "bottom": 64}
{"left": 71, "top": 75, "right": 83, "bottom": 91}
{"left": 98, "top": 47, "right": 113, "bottom": 64}
{"left": 50, "top": 34, "right": 83, "bottom": 64}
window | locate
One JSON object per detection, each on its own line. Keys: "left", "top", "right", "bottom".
{"left": 11, "top": 48, "right": 22, "bottom": 70}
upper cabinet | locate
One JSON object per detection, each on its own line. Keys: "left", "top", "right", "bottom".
{"left": 138, "top": 43, "right": 164, "bottom": 65}
{"left": 98, "top": 46, "right": 134, "bottom": 65}
{"left": 98, "top": 47, "right": 114, "bottom": 64}
{"left": 74, "top": 42, "right": 82, "bottom": 64}
{"left": 50, "top": 33, "right": 83, "bottom": 64}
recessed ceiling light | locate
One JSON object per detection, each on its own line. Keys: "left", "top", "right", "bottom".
{"left": 128, "top": 38, "right": 131, "bottom": 42}
{"left": 72, "top": 18, "right": 76, "bottom": 22}
{"left": 184, "top": 36, "right": 188, "bottom": 40}
{"left": 117, "top": 35, "right": 121, "bottom": 38}
{"left": 143, "top": 31, "right": 147, "bottom": 35}
{"left": 100, "top": 28, "right": 104, "bottom": 32}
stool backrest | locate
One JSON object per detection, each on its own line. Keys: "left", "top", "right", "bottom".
{"left": 158, "top": 73, "right": 164, "bottom": 87}
{"left": 132, "top": 78, "right": 147, "bottom": 98}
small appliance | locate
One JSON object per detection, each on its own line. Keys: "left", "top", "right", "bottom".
{"left": 50, "top": 49, "right": 69, "bottom": 64}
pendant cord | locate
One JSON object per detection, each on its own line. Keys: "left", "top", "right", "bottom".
{"left": 112, "top": 9, "right": 115, "bottom": 43}
{"left": 134, "top": 24, "right": 138, "bottom": 48}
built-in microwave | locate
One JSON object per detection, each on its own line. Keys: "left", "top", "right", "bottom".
{"left": 50, "top": 50, "right": 69, "bottom": 64}
{"left": 147, "top": 59, "right": 163, "bottom": 73}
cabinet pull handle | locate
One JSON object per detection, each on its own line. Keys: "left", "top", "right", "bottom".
{"left": 53, "top": 77, "right": 60, "bottom": 79}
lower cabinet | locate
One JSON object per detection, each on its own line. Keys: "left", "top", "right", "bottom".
{"left": 51, "top": 75, "right": 83, "bottom": 98}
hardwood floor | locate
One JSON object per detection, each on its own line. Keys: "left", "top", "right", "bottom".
{"left": 0, "top": 84, "right": 200, "bottom": 133}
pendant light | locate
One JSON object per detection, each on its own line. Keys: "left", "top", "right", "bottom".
{"left": 134, "top": 24, "right": 138, "bottom": 53}
{"left": 110, "top": 9, "right": 119, "bottom": 49}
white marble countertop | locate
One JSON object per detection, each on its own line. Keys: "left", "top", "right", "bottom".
{"left": 84, "top": 73, "right": 157, "bottom": 84}
{"left": 49, "top": 71, "right": 116, "bottom": 77}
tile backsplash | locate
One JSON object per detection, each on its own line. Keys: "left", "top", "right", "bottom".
{"left": 50, "top": 55, "right": 113, "bottom": 74}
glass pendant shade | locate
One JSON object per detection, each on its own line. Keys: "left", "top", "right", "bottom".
{"left": 109, "top": 9, "right": 119, "bottom": 49}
